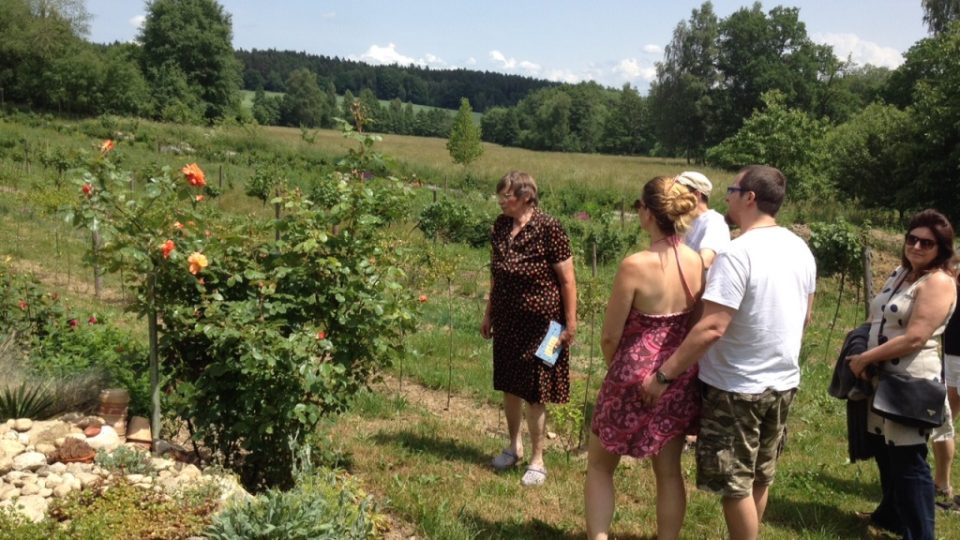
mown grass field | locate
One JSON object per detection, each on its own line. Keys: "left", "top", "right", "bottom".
{"left": 1, "top": 114, "right": 957, "bottom": 538}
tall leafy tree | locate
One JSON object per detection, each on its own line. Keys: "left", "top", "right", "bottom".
{"left": 649, "top": 1, "right": 720, "bottom": 161}
{"left": 139, "top": 0, "right": 241, "bottom": 121}
{"left": 923, "top": 0, "right": 960, "bottom": 34}
{"left": 447, "top": 98, "right": 483, "bottom": 167}
{"left": 279, "top": 68, "right": 328, "bottom": 127}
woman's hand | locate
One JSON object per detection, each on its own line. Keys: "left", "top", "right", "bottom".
{"left": 559, "top": 325, "right": 576, "bottom": 347}
{"left": 480, "top": 312, "right": 493, "bottom": 339}
{"left": 847, "top": 353, "right": 872, "bottom": 380}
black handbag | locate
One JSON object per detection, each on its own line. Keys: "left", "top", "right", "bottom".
{"left": 871, "top": 371, "right": 946, "bottom": 429}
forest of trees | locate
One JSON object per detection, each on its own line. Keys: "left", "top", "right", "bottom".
{"left": 236, "top": 49, "right": 558, "bottom": 113}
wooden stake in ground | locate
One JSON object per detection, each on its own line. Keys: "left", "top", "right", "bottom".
{"left": 445, "top": 276, "right": 454, "bottom": 411}
{"left": 578, "top": 242, "right": 598, "bottom": 450}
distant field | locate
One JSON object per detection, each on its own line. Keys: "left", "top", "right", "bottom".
{"left": 239, "top": 90, "right": 483, "bottom": 122}
{"left": 260, "top": 124, "right": 735, "bottom": 206}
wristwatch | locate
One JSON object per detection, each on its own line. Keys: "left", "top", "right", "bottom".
{"left": 655, "top": 369, "right": 674, "bottom": 385}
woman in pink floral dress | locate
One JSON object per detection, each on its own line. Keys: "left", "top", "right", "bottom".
{"left": 585, "top": 176, "right": 704, "bottom": 540}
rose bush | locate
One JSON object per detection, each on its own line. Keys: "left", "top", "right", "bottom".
{"left": 70, "top": 134, "right": 418, "bottom": 489}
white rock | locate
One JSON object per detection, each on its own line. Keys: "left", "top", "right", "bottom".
{"left": 35, "top": 443, "right": 56, "bottom": 456}
{"left": 5, "top": 471, "right": 24, "bottom": 482}
{"left": 2, "top": 431, "right": 18, "bottom": 441}
{"left": 179, "top": 464, "right": 202, "bottom": 481}
{"left": 13, "top": 495, "right": 48, "bottom": 523}
{"left": 126, "top": 474, "right": 145, "bottom": 483}
{"left": 0, "top": 456, "right": 12, "bottom": 475}
{"left": 0, "top": 486, "right": 20, "bottom": 501}
{"left": 52, "top": 484, "right": 72, "bottom": 498}
{"left": 76, "top": 472, "right": 100, "bottom": 488}
{"left": 85, "top": 425, "right": 120, "bottom": 451}
{"left": 17, "top": 433, "right": 29, "bottom": 445}
{"left": 0, "top": 439, "right": 25, "bottom": 457}
{"left": 20, "top": 483, "right": 39, "bottom": 496}
{"left": 45, "top": 473, "right": 62, "bottom": 487}
{"left": 150, "top": 457, "right": 174, "bottom": 471}
{"left": 13, "top": 419, "right": 33, "bottom": 432}
{"left": 26, "top": 420, "right": 75, "bottom": 447}
{"left": 48, "top": 463, "right": 66, "bottom": 474}
{"left": 38, "top": 488, "right": 51, "bottom": 497}
{"left": 13, "top": 452, "right": 46, "bottom": 472}
{"left": 215, "top": 475, "right": 253, "bottom": 503}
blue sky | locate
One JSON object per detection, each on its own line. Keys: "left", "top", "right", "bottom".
{"left": 86, "top": 0, "right": 929, "bottom": 91}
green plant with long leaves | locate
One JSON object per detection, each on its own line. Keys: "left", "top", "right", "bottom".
{"left": 0, "top": 382, "right": 55, "bottom": 421}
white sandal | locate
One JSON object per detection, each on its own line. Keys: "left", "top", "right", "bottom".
{"left": 521, "top": 466, "right": 547, "bottom": 486}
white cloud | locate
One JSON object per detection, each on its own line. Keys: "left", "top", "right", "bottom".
{"left": 129, "top": 15, "right": 146, "bottom": 28}
{"left": 489, "top": 50, "right": 541, "bottom": 74}
{"left": 545, "top": 69, "right": 590, "bottom": 84}
{"left": 612, "top": 58, "right": 656, "bottom": 82}
{"left": 350, "top": 43, "right": 446, "bottom": 68}
{"left": 814, "top": 33, "right": 905, "bottom": 69}
{"left": 642, "top": 44, "right": 663, "bottom": 54}
{"left": 466, "top": 57, "right": 477, "bottom": 66}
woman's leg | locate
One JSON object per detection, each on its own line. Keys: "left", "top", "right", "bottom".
{"left": 869, "top": 433, "right": 906, "bottom": 535}
{"left": 526, "top": 401, "right": 547, "bottom": 469}
{"left": 503, "top": 393, "right": 524, "bottom": 458}
{"left": 585, "top": 433, "right": 620, "bottom": 540}
{"left": 888, "top": 443, "right": 935, "bottom": 540}
{"left": 650, "top": 436, "right": 687, "bottom": 540}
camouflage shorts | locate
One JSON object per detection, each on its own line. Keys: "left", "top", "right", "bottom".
{"left": 696, "top": 384, "right": 797, "bottom": 499}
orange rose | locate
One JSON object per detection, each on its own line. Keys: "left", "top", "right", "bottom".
{"left": 187, "top": 252, "right": 208, "bottom": 275}
{"left": 419, "top": 294, "right": 428, "bottom": 304}
{"left": 181, "top": 163, "right": 206, "bottom": 188}
{"left": 161, "top": 239, "right": 175, "bottom": 259}
{"left": 100, "top": 140, "right": 115, "bottom": 154}
{"left": 195, "top": 194, "right": 205, "bottom": 202}
{"left": 82, "top": 182, "right": 93, "bottom": 197}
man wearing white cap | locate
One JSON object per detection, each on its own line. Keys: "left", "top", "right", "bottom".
{"left": 676, "top": 171, "right": 730, "bottom": 268}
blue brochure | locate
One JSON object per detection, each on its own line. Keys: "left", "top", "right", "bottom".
{"left": 535, "top": 320, "right": 564, "bottom": 367}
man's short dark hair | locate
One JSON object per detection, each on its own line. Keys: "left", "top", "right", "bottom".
{"left": 737, "top": 165, "right": 786, "bottom": 217}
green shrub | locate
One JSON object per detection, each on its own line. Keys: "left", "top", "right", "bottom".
{"left": 0, "top": 507, "right": 53, "bottom": 540}
{"left": 809, "top": 220, "right": 864, "bottom": 278}
{"left": 94, "top": 446, "right": 152, "bottom": 475}
{"left": 418, "top": 197, "right": 492, "bottom": 247}
{"left": 207, "top": 471, "right": 378, "bottom": 540}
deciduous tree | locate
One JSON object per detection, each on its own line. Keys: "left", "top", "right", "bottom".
{"left": 139, "top": 0, "right": 241, "bottom": 121}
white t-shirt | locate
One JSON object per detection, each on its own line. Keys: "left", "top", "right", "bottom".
{"left": 699, "top": 226, "right": 817, "bottom": 393}
{"left": 684, "top": 209, "right": 730, "bottom": 255}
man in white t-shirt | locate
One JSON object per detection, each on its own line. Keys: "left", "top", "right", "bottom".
{"left": 641, "top": 165, "right": 816, "bottom": 540}
{"left": 675, "top": 171, "right": 730, "bottom": 268}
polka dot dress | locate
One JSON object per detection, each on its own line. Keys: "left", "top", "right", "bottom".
{"left": 489, "top": 208, "right": 572, "bottom": 404}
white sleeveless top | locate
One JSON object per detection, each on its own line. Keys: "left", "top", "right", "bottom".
{"left": 866, "top": 266, "right": 956, "bottom": 445}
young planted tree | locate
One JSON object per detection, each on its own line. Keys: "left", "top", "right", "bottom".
{"left": 446, "top": 97, "right": 483, "bottom": 188}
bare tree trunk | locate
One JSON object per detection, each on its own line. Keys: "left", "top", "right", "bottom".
{"left": 91, "top": 230, "right": 103, "bottom": 299}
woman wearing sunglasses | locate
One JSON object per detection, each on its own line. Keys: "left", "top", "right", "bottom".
{"left": 847, "top": 209, "right": 957, "bottom": 539}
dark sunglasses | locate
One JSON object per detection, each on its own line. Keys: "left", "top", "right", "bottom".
{"left": 726, "top": 186, "right": 749, "bottom": 194}
{"left": 905, "top": 233, "right": 937, "bottom": 250}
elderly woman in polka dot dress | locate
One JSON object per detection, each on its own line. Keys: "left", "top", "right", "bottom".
{"left": 481, "top": 170, "right": 577, "bottom": 486}
{"left": 847, "top": 209, "right": 957, "bottom": 539}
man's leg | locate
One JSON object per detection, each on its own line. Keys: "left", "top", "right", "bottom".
{"left": 722, "top": 495, "right": 759, "bottom": 540}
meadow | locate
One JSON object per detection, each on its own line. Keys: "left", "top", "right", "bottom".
{"left": 0, "top": 112, "right": 955, "bottom": 539}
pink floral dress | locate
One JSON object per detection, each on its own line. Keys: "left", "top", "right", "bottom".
{"left": 591, "top": 297, "right": 700, "bottom": 457}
